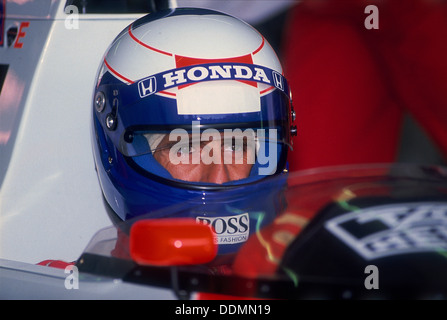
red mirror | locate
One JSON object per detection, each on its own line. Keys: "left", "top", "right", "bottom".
{"left": 129, "top": 218, "right": 217, "bottom": 266}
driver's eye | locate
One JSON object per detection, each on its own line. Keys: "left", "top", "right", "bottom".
{"left": 223, "top": 138, "right": 245, "bottom": 153}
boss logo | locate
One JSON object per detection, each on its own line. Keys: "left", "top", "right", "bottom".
{"left": 138, "top": 76, "right": 157, "bottom": 98}
{"left": 196, "top": 212, "right": 249, "bottom": 245}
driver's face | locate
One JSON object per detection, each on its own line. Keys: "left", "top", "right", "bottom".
{"left": 153, "top": 133, "right": 255, "bottom": 184}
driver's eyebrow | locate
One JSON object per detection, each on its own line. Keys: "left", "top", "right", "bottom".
{"left": 156, "top": 134, "right": 252, "bottom": 149}
{"left": 155, "top": 134, "right": 198, "bottom": 150}
{"left": 161, "top": 135, "right": 253, "bottom": 151}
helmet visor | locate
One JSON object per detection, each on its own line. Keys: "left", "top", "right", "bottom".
{"left": 121, "top": 120, "right": 290, "bottom": 183}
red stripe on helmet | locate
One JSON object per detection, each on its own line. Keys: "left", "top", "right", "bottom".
{"left": 104, "top": 58, "right": 134, "bottom": 84}
{"left": 252, "top": 36, "right": 265, "bottom": 55}
{"left": 128, "top": 25, "right": 173, "bottom": 57}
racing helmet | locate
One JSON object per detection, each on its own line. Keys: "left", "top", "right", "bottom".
{"left": 92, "top": 8, "right": 295, "bottom": 254}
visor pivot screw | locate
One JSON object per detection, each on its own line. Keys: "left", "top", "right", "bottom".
{"left": 105, "top": 114, "right": 117, "bottom": 130}
{"left": 291, "top": 110, "right": 296, "bottom": 122}
{"left": 290, "top": 125, "right": 297, "bottom": 136}
{"left": 94, "top": 91, "right": 106, "bottom": 112}
{"left": 124, "top": 132, "right": 134, "bottom": 143}
{"left": 108, "top": 156, "right": 113, "bottom": 165}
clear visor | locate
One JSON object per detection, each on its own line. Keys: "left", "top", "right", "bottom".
{"left": 119, "top": 125, "right": 289, "bottom": 158}
{"left": 120, "top": 124, "right": 290, "bottom": 183}
{"left": 150, "top": 130, "right": 261, "bottom": 166}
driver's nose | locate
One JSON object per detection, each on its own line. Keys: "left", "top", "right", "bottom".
{"left": 201, "top": 161, "right": 231, "bottom": 184}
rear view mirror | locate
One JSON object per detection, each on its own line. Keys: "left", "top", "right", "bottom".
{"left": 129, "top": 218, "right": 217, "bottom": 266}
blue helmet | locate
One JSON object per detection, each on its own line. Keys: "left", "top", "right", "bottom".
{"left": 92, "top": 8, "right": 295, "bottom": 254}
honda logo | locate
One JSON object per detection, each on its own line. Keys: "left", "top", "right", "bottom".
{"left": 138, "top": 76, "right": 157, "bottom": 98}
{"left": 272, "top": 71, "right": 284, "bottom": 91}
